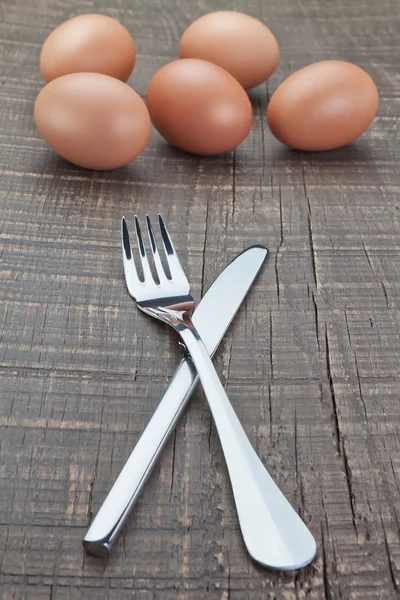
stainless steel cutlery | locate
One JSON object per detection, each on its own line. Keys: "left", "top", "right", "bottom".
{"left": 83, "top": 243, "right": 268, "bottom": 557}
{"left": 83, "top": 215, "right": 316, "bottom": 570}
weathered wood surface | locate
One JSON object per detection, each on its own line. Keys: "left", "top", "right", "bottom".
{"left": 1, "top": 0, "right": 399, "bottom": 597}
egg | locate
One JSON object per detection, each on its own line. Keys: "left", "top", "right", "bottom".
{"left": 34, "top": 73, "right": 151, "bottom": 170}
{"left": 40, "top": 14, "right": 136, "bottom": 83}
{"left": 179, "top": 11, "right": 279, "bottom": 90}
{"left": 147, "top": 59, "right": 252, "bottom": 155}
{"left": 267, "top": 61, "right": 379, "bottom": 151}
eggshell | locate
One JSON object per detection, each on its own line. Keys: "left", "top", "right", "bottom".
{"left": 34, "top": 73, "right": 151, "bottom": 170}
{"left": 179, "top": 11, "right": 279, "bottom": 90}
{"left": 146, "top": 59, "right": 252, "bottom": 155}
{"left": 267, "top": 61, "right": 379, "bottom": 151}
{"left": 40, "top": 14, "right": 136, "bottom": 83}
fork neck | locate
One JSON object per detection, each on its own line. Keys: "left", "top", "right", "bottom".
{"left": 138, "top": 298, "right": 196, "bottom": 332}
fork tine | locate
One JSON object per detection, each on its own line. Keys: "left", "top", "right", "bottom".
{"left": 146, "top": 215, "right": 168, "bottom": 284}
{"left": 158, "top": 214, "right": 189, "bottom": 286}
{"left": 134, "top": 215, "right": 154, "bottom": 283}
{"left": 122, "top": 216, "right": 139, "bottom": 279}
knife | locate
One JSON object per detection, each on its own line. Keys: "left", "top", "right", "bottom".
{"left": 83, "top": 245, "right": 268, "bottom": 557}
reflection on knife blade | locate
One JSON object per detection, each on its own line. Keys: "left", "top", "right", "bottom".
{"left": 83, "top": 245, "right": 268, "bottom": 556}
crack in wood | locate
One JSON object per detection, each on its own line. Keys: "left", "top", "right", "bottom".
{"left": 361, "top": 236, "right": 378, "bottom": 282}
{"left": 298, "top": 477, "right": 305, "bottom": 521}
{"left": 169, "top": 429, "right": 177, "bottom": 506}
{"left": 325, "top": 325, "right": 341, "bottom": 456}
{"left": 200, "top": 190, "right": 210, "bottom": 299}
{"left": 382, "top": 281, "right": 390, "bottom": 308}
{"left": 307, "top": 211, "right": 318, "bottom": 290}
{"left": 274, "top": 183, "right": 283, "bottom": 304}
{"left": 269, "top": 309, "right": 274, "bottom": 379}
{"left": 342, "top": 443, "right": 358, "bottom": 533}
{"left": 312, "top": 290, "right": 320, "bottom": 351}
{"left": 354, "top": 353, "right": 369, "bottom": 423}
{"left": 303, "top": 169, "right": 318, "bottom": 290}
{"left": 268, "top": 383, "right": 272, "bottom": 441}
{"left": 344, "top": 307, "right": 352, "bottom": 349}
{"left": 208, "top": 417, "right": 213, "bottom": 452}
{"left": 87, "top": 429, "right": 102, "bottom": 526}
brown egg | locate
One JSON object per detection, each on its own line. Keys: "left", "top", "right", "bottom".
{"left": 179, "top": 11, "right": 279, "bottom": 90}
{"left": 34, "top": 73, "right": 151, "bottom": 170}
{"left": 147, "top": 59, "right": 252, "bottom": 155}
{"left": 40, "top": 14, "right": 136, "bottom": 83}
{"left": 267, "top": 61, "right": 379, "bottom": 151}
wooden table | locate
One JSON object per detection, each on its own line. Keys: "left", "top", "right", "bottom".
{"left": 1, "top": 0, "right": 399, "bottom": 598}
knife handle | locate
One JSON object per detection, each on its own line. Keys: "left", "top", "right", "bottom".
{"left": 179, "top": 326, "right": 317, "bottom": 570}
{"left": 82, "top": 358, "right": 198, "bottom": 556}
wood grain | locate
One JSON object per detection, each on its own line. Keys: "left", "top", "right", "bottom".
{"left": 0, "top": 0, "right": 399, "bottom": 597}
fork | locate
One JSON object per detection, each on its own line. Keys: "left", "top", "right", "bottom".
{"left": 122, "top": 215, "right": 316, "bottom": 570}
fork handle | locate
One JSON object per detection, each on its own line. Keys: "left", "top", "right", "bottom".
{"left": 178, "top": 325, "right": 316, "bottom": 570}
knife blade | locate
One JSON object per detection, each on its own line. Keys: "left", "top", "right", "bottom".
{"left": 83, "top": 245, "right": 268, "bottom": 557}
